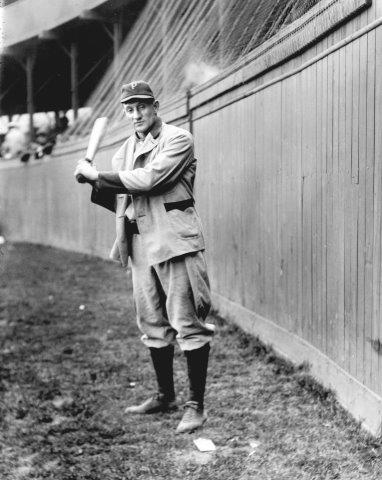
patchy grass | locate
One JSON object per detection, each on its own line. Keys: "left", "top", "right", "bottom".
{"left": 0, "top": 242, "right": 382, "bottom": 480}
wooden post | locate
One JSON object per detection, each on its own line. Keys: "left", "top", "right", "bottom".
{"left": 26, "top": 52, "right": 35, "bottom": 142}
{"left": 70, "top": 42, "right": 79, "bottom": 120}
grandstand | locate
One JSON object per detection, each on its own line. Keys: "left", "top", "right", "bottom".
{"left": 1, "top": 0, "right": 319, "bottom": 139}
{"left": 1, "top": 0, "right": 145, "bottom": 137}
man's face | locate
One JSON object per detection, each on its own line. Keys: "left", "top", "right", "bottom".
{"left": 123, "top": 100, "right": 158, "bottom": 136}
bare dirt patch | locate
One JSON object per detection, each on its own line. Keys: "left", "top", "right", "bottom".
{"left": 0, "top": 242, "right": 382, "bottom": 479}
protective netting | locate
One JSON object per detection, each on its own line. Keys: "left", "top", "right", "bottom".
{"left": 69, "top": 0, "right": 319, "bottom": 137}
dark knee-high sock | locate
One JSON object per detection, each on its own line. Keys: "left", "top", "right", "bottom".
{"left": 149, "top": 344, "right": 175, "bottom": 401}
{"left": 184, "top": 343, "right": 210, "bottom": 408}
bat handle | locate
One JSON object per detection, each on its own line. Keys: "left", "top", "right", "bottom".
{"left": 76, "top": 174, "right": 87, "bottom": 183}
{"left": 76, "top": 158, "right": 93, "bottom": 184}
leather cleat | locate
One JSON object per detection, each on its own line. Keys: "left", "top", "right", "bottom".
{"left": 175, "top": 401, "right": 207, "bottom": 434}
{"left": 124, "top": 394, "right": 177, "bottom": 415}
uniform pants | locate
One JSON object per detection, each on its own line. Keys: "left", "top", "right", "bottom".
{"left": 130, "top": 234, "right": 214, "bottom": 351}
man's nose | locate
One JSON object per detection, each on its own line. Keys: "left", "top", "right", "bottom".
{"left": 133, "top": 109, "right": 141, "bottom": 120}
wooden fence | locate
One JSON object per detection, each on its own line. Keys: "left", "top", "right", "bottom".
{"left": 1, "top": 0, "right": 382, "bottom": 435}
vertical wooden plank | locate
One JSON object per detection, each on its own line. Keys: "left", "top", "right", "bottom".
{"left": 279, "top": 80, "right": 286, "bottom": 328}
{"left": 294, "top": 72, "right": 301, "bottom": 336}
{"left": 219, "top": 107, "right": 227, "bottom": 299}
{"left": 241, "top": 97, "right": 252, "bottom": 308}
{"left": 262, "top": 86, "right": 272, "bottom": 320}
{"left": 331, "top": 46, "right": 340, "bottom": 365}
{"left": 281, "top": 77, "right": 292, "bottom": 331}
{"left": 375, "top": 25, "right": 382, "bottom": 396}
{"left": 349, "top": 38, "right": 360, "bottom": 379}
{"left": 287, "top": 76, "right": 294, "bottom": 332}
{"left": 338, "top": 41, "right": 347, "bottom": 370}
{"left": 290, "top": 74, "right": 299, "bottom": 334}
{"left": 309, "top": 59, "right": 317, "bottom": 347}
{"left": 364, "top": 28, "right": 376, "bottom": 391}
{"left": 311, "top": 56, "right": 318, "bottom": 351}
{"left": 273, "top": 82, "right": 282, "bottom": 327}
{"left": 264, "top": 85, "right": 275, "bottom": 324}
{"left": 271, "top": 84, "right": 278, "bottom": 324}
{"left": 225, "top": 105, "right": 235, "bottom": 302}
{"left": 241, "top": 97, "right": 248, "bottom": 308}
{"left": 247, "top": 94, "right": 259, "bottom": 311}
{"left": 321, "top": 38, "right": 329, "bottom": 355}
{"left": 234, "top": 100, "right": 241, "bottom": 304}
{"left": 269, "top": 84, "right": 277, "bottom": 323}
{"left": 344, "top": 41, "right": 353, "bottom": 375}
{"left": 300, "top": 66, "right": 308, "bottom": 341}
{"left": 247, "top": 94, "right": 256, "bottom": 311}
{"left": 255, "top": 91, "right": 265, "bottom": 315}
{"left": 315, "top": 55, "right": 323, "bottom": 351}
{"left": 239, "top": 99, "right": 246, "bottom": 306}
{"left": 357, "top": 34, "right": 367, "bottom": 384}
{"left": 214, "top": 112, "right": 222, "bottom": 294}
{"left": 325, "top": 48, "right": 334, "bottom": 358}
{"left": 330, "top": 19, "right": 344, "bottom": 367}
{"left": 279, "top": 80, "right": 285, "bottom": 327}
{"left": 295, "top": 68, "right": 303, "bottom": 338}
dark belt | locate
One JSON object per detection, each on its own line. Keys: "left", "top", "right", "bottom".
{"left": 125, "top": 217, "right": 139, "bottom": 235}
{"left": 164, "top": 198, "right": 194, "bottom": 211}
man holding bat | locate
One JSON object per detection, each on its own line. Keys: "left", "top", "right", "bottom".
{"left": 74, "top": 81, "right": 214, "bottom": 434}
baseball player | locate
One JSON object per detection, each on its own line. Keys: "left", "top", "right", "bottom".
{"left": 74, "top": 80, "right": 214, "bottom": 434}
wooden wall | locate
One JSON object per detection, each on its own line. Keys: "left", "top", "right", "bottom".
{"left": 1, "top": 0, "right": 382, "bottom": 435}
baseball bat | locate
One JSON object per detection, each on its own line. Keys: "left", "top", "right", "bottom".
{"left": 76, "top": 117, "right": 109, "bottom": 183}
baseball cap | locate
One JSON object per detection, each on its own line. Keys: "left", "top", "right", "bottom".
{"left": 120, "top": 80, "right": 155, "bottom": 103}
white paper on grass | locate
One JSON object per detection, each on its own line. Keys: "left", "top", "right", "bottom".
{"left": 205, "top": 323, "right": 216, "bottom": 332}
{"left": 193, "top": 438, "right": 216, "bottom": 452}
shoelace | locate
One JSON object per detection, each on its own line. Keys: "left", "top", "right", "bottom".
{"left": 182, "top": 401, "right": 201, "bottom": 420}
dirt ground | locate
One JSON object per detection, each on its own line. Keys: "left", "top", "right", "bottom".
{"left": 1, "top": 242, "right": 382, "bottom": 480}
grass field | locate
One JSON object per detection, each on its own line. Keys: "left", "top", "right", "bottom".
{"left": 1, "top": 242, "right": 382, "bottom": 480}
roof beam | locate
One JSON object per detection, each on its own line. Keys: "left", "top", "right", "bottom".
{"left": 38, "top": 30, "right": 59, "bottom": 41}
{"left": 79, "top": 9, "right": 109, "bottom": 22}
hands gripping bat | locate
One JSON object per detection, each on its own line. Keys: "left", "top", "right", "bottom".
{"left": 76, "top": 117, "right": 109, "bottom": 183}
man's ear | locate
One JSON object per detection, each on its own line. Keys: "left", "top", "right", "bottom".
{"left": 153, "top": 100, "right": 159, "bottom": 112}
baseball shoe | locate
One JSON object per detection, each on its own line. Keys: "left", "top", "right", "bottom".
{"left": 175, "top": 401, "right": 207, "bottom": 434}
{"left": 124, "top": 393, "right": 178, "bottom": 415}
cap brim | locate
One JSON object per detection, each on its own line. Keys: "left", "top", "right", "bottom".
{"left": 121, "top": 94, "right": 154, "bottom": 103}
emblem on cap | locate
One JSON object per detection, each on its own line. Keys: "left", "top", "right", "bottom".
{"left": 131, "top": 82, "right": 137, "bottom": 89}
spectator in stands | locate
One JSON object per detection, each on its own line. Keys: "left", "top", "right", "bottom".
{"left": 55, "top": 114, "right": 69, "bottom": 138}
{"left": 0, "top": 122, "right": 28, "bottom": 161}
{"left": 32, "top": 130, "right": 56, "bottom": 160}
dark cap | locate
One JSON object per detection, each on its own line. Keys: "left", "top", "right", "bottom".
{"left": 120, "top": 80, "right": 155, "bottom": 103}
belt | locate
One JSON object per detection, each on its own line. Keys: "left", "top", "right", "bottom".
{"left": 125, "top": 217, "right": 139, "bottom": 235}
{"left": 164, "top": 198, "right": 194, "bottom": 212}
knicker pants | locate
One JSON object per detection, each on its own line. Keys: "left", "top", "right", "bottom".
{"left": 130, "top": 234, "right": 214, "bottom": 351}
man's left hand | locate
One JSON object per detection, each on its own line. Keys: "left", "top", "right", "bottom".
{"left": 74, "top": 159, "right": 99, "bottom": 181}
